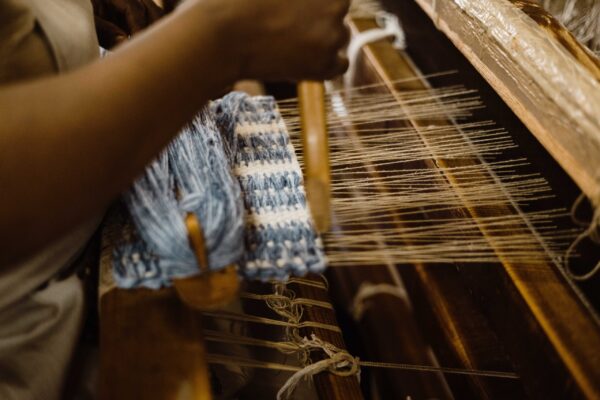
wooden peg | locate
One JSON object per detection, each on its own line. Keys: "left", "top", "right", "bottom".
{"left": 173, "top": 213, "right": 240, "bottom": 311}
{"left": 298, "top": 81, "right": 332, "bottom": 233}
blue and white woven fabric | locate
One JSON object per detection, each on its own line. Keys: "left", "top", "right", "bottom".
{"left": 213, "top": 92, "right": 326, "bottom": 281}
{"left": 112, "top": 93, "right": 326, "bottom": 288}
{"left": 112, "top": 114, "right": 245, "bottom": 289}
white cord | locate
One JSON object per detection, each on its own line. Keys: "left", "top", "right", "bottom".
{"left": 345, "top": 12, "right": 407, "bottom": 86}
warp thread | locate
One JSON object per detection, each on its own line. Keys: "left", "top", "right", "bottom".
{"left": 276, "top": 335, "right": 360, "bottom": 400}
{"left": 264, "top": 280, "right": 360, "bottom": 400}
{"left": 202, "top": 276, "right": 517, "bottom": 396}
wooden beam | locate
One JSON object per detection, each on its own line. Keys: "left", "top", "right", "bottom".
{"left": 410, "top": 0, "right": 600, "bottom": 204}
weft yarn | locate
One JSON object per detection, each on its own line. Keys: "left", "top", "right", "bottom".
{"left": 112, "top": 113, "right": 244, "bottom": 288}
{"left": 213, "top": 92, "right": 326, "bottom": 281}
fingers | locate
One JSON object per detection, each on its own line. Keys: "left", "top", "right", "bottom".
{"left": 119, "top": 1, "right": 149, "bottom": 34}
{"left": 333, "top": 53, "right": 350, "bottom": 77}
{"left": 330, "top": 24, "right": 351, "bottom": 52}
{"left": 161, "top": 0, "right": 179, "bottom": 13}
{"left": 320, "top": 0, "right": 350, "bottom": 79}
{"left": 225, "top": 0, "right": 352, "bottom": 82}
{"left": 317, "top": 22, "right": 350, "bottom": 79}
{"left": 93, "top": 0, "right": 165, "bottom": 38}
{"left": 320, "top": 52, "right": 349, "bottom": 80}
{"left": 95, "top": 17, "right": 128, "bottom": 49}
{"left": 141, "top": 0, "right": 165, "bottom": 22}
{"left": 331, "top": 0, "right": 351, "bottom": 21}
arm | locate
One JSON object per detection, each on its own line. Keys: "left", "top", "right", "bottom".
{"left": 0, "top": 0, "right": 349, "bottom": 264}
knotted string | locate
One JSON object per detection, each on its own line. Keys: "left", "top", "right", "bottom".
{"left": 276, "top": 335, "right": 361, "bottom": 400}
{"left": 564, "top": 193, "right": 600, "bottom": 281}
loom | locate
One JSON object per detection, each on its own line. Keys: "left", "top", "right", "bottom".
{"left": 98, "top": 0, "right": 600, "bottom": 398}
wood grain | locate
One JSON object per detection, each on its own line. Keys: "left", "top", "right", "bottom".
{"left": 100, "top": 288, "right": 212, "bottom": 400}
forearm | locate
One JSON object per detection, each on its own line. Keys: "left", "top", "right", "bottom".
{"left": 0, "top": 1, "right": 238, "bottom": 263}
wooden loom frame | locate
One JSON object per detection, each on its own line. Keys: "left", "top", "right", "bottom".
{"left": 98, "top": 1, "right": 600, "bottom": 398}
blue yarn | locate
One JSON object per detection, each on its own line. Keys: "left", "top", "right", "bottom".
{"left": 113, "top": 112, "right": 244, "bottom": 289}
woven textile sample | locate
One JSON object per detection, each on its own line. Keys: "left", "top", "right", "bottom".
{"left": 112, "top": 93, "right": 326, "bottom": 288}
{"left": 213, "top": 92, "right": 326, "bottom": 281}
{"left": 112, "top": 114, "right": 244, "bottom": 289}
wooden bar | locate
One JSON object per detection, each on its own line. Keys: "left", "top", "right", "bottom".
{"left": 407, "top": 0, "right": 600, "bottom": 204}
{"left": 100, "top": 288, "right": 211, "bottom": 400}
{"left": 99, "top": 210, "right": 214, "bottom": 400}
{"left": 299, "top": 81, "right": 332, "bottom": 233}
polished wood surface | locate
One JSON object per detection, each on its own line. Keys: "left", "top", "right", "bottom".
{"left": 298, "top": 81, "right": 332, "bottom": 233}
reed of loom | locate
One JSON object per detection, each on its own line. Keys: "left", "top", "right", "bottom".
{"left": 318, "top": 3, "right": 600, "bottom": 398}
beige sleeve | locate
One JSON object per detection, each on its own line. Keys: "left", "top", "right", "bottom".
{"left": 0, "top": 0, "right": 58, "bottom": 84}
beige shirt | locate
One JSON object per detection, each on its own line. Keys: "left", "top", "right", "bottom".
{"left": 0, "top": 1, "right": 99, "bottom": 399}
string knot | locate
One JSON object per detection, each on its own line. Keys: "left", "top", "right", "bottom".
{"left": 277, "top": 334, "right": 361, "bottom": 400}
{"left": 564, "top": 193, "right": 600, "bottom": 281}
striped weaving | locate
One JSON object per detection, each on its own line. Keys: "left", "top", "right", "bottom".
{"left": 214, "top": 92, "right": 326, "bottom": 280}
{"left": 112, "top": 92, "right": 325, "bottom": 288}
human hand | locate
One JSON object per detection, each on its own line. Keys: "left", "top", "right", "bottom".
{"left": 92, "top": 0, "right": 166, "bottom": 48}
{"left": 229, "top": 0, "right": 351, "bottom": 81}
